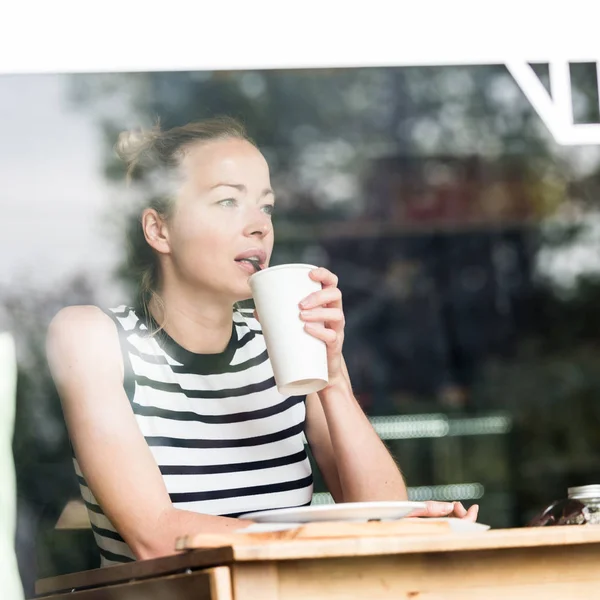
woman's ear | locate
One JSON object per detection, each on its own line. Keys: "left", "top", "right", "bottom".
{"left": 141, "top": 208, "right": 171, "bottom": 255}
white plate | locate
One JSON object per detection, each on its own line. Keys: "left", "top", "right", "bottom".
{"left": 239, "top": 501, "right": 427, "bottom": 524}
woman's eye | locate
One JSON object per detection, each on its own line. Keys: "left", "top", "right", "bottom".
{"left": 262, "top": 204, "right": 275, "bottom": 216}
{"left": 218, "top": 198, "right": 237, "bottom": 207}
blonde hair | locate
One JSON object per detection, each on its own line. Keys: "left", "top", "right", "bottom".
{"left": 115, "top": 116, "right": 254, "bottom": 323}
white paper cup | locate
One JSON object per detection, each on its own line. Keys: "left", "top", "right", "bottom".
{"left": 249, "top": 264, "right": 329, "bottom": 395}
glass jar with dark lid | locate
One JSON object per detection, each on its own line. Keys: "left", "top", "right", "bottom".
{"left": 564, "top": 485, "right": 600, "bottom": 525}
{"left": 529, "top": 485, "right": 600, "bottom": 527}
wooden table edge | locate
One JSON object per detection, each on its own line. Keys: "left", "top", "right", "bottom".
{"left": 229, "top": 525, "right": 600, "bottom": 561}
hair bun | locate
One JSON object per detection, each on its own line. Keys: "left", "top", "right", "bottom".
{"left": 114, "top": 127, "right": 159, "bottom": 167}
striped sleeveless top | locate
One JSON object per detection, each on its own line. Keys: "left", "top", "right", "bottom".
{"left": 73, "top": 305, "right": 314, "bottom": 566}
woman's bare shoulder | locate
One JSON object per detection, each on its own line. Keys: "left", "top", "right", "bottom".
{"left": 47, "top": 305, "right": 122, "bottom": 377}
{"left": 49, "top": 304, "right": 114, "bottom": 332}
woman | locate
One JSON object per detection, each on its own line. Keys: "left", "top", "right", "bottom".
{"left": 47, "top": 117, "right": 478, "bottom": 567}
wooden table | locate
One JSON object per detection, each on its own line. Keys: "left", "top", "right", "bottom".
{"left": 35, "top": 526, "right": 600, "bottom": 599}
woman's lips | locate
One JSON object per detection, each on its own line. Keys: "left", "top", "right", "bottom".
{"left": 234, "top": 248, "right": 267, "bottom": 265}
{"left": 235, "top": 259, "right": 260, "bottom": 274}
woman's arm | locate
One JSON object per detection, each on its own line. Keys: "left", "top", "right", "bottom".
{"left": 301, "top": 268, "right": 479, "bottom": 521}
{"left": 305, "top": 357, "right": 407, "bottom": 503}
{"left": 47, "top": 306, "right": 251, "bottom": 561}
{"left": 305, "top": 358, "right": 478, "bottom": 519}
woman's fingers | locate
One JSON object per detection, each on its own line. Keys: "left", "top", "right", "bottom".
{"left": 464, "top": 504, "right": 479, "bottom": 522}
{"left": 449, "top": 502, "right": 479, "bottom": 521}
{"left": 408, "top": 501, "right": 479, "bottom": 521}
{"left": 300, "top": 286, "right": 342, "bottom": 309}
{"left": 308, "top": 267, "right": 338, "bottom": 288}
{"left": 409, "top": 501, "right": 455, "bottom": 517}
{"left": 452, "top": 502, "right": 468, "bottom": 518}
{"left": 300, "top": 307, "right": 344, "bottom": 327}
{"left": 304, "top": 323, "right": 338, "bottom": 345}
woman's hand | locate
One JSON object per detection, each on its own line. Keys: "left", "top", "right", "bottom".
{"left": 299, "top": 267, "right": 345, "bottom": 385}
{"left": 409, "top": 501, "right": 479, "bottom": 522}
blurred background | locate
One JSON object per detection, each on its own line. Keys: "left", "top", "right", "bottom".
{"left": 3, "top": 63, "right": 600, "bottom": 595}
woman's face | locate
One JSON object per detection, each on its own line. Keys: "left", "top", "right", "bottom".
{"left": 156, "top": 137, "right": 275, "bottom": 302}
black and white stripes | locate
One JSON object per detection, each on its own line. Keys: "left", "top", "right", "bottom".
{"left": 73, "top": 305, "right": 313, "bottom": 567}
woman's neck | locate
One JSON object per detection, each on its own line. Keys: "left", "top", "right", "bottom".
{"left": 148, "top": 281, "right": 235, "bottom": 355}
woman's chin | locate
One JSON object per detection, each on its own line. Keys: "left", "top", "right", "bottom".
{"left": 231, "top": 284, "right": 253, "bottom": 304}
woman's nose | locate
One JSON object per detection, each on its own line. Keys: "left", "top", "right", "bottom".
{"left": 243, "top": 211, "right": 272, "bottom": 238}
